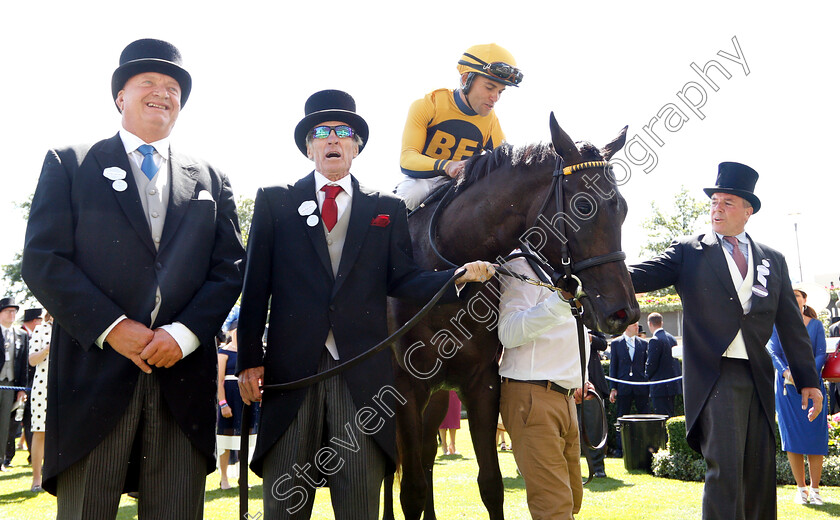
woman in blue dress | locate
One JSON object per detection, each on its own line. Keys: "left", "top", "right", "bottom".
{"left": 767, "top": 285, "right": 828, "bottom": 506}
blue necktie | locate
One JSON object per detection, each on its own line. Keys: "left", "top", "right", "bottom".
{"left": 137, "top": 144, "right": 158, "bottom": 180}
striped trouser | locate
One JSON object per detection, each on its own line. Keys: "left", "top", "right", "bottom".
{"left": 56, "top": 373, "right": 206, "bottom": 520}
{"left": 262, "top": 350, "right": 387, "bottom": 520}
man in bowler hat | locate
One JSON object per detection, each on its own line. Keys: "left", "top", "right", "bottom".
{"left": 237, "top": 89, "right": 495, "bottom": 519}
{"left": 22, "top": 39, "right": 244, "bottom": 518}
{"left": 0, "top": 297, "right": 28, "bottom": 472}
{"left": 629, "top": 162, "right": 823, "bottom": 520}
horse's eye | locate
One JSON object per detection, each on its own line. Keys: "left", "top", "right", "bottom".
{"left": 574, "top": 198, "right": 594, "bottom": 215}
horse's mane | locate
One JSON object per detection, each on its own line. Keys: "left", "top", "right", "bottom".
{"left": 456, "top": 141, "right": 605, "bottom": 192}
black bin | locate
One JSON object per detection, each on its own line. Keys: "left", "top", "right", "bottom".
{"left": 617, "top": 414, "right": 668, "bottom": 472}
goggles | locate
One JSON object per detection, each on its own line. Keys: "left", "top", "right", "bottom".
{"left": 482, "top": 62, "right": 523, "bottom": 85}
{"left": 310, "top": 125, "right": 355, "bottom": 139}
{"left": 459, "top": 54, "right": 523, "bottom": 86}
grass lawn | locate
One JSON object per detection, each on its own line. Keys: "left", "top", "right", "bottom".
{"left": 1, "top": 420, "right": 838, "bottom": 519}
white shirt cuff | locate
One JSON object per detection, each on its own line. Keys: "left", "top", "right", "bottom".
{"left": 160, "top": 322, "right": 200, "bottom": 358}
{"left": 97, "top": 315, "right": 128, "bottom": 348}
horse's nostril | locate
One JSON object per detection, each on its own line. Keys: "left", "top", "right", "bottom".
{"left": 614, "top": 309, "right": 627, "bottom": 319}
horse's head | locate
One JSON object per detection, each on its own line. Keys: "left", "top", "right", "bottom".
{"left": 525, "top": 113, "right": 639, "bottom": 334}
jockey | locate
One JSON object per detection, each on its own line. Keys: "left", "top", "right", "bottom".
{"left": 395, "top": 43, "right": 523, "bottom": 210}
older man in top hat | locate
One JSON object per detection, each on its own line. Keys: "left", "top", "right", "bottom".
{"left": 0, "top": 297, "right": 28, "bottom": 472}
{"left": 628, "top": 162, "right": 823, "bottom": 520}
{"left": 21, "top": 38, "right": 244, "bottom": 519}
{"left": 237, "top": 89, "right": 495, "bottom": 519}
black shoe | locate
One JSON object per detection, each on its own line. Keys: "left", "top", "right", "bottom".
{"left": 593, "top": 471, "right": 607, "bottom": 478}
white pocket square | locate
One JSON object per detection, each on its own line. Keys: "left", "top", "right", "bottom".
{"left": 196, "top": 190, "right": 214, "bottom": 201}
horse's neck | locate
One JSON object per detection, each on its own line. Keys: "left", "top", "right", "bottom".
{"left": 435, "top": 168, "right": 551, "bottom": 263}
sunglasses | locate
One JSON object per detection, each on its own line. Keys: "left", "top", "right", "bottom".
{"left": 483, "top": 62, "right": 523, "bottom": 85}
{"left": 310, "top": 125, "right": 355, "bottom": 139}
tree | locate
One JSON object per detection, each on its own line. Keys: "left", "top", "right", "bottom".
{"left": 236, "top": 195, "right": 254, "bottom": 246}
{"left": 639, "top": 186, "right": 708, "bottom": 296}
{"left": 2, "top": 195, "right": 32, "bottom": 301}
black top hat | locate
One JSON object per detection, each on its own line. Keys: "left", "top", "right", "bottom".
{"left": 111, "top": 39, "right": 192, "bottom": 111}
{"left": 0, "top": 297, "right": 19, "bottom": 313}
{"left": 22, "top": 308, "right": 43, "bottom": 322}
{"left": 703, "top": 161, "right": 761, "bottom": 213}
{"left": 294, "top": 90, "right": 369, "bottom": 157}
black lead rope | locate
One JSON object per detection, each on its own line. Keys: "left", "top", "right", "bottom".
{"left": 238, "top": 268, "right": 465, "bottom": 518}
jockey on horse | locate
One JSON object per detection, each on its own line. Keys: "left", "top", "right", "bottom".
{"left": 395, "top": 43, "right": 523, "bottom": 210}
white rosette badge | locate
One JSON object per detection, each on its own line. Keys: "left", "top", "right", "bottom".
{"left": 103, "top": 166, "right": 128, "bottom": 192}
{"left": 298, "top": 200, "right": 319, "bottom": 227}
{"left": 752, "top": 259, "right": 770, "bottom": 298}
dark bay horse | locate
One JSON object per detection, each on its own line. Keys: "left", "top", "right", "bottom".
{"left": 384, "top": 114, "right": 640, "bottom": 519}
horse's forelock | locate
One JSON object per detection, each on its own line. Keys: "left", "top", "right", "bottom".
{"left": 577, "top": 141, "right": 604, "bottom": 161}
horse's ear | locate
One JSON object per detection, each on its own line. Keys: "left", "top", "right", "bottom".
{"left": 602, "top": 125, "right": 629, "bottom": 162}
{"left": 549, "top": 112, "right": 582, "bottom": 163}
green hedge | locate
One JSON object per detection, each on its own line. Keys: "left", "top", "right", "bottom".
{"left": 653, "top": 450, "right": 840, "bottom": 486}
{"left": 653, "top": 415, "right": 840, "bottom": 485}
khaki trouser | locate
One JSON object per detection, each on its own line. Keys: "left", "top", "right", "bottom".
{"left": 500, "top": 380, "right": 582, "bottom": 520}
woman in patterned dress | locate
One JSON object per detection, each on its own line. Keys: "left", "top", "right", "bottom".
{"left": 28, "top": 312, "right": 52, "bottom": 492}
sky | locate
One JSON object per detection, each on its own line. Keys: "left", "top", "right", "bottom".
{"left": 2, "top": 1, "right": 839, "bottom": 303}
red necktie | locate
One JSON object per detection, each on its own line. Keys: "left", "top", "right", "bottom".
{"left": 321, "top": 185, "right": 343, "bottom": 232}
{"left": 724, "top": 236, "right": 748, "bottom": 278}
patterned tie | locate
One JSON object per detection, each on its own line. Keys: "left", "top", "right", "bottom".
{"left": 321, "top": 185, "right": 343, "bottom": 232}
{"left": 724, "top": 236, "right": 748, "bottom": 278}
{"left": 137, "top": 144, "right": 158, "bottom": 180}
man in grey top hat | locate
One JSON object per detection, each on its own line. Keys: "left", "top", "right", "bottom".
{"left": 22, "top": 39, "right": 244, "bottom": 519}
{"left": 629, "top": 162, "right": 823, "bottom": 520}
{"left": 0, "top": 297, "right": 28, "bottom": 472}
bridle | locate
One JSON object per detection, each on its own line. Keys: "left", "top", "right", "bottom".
{"left": 428, "top": 155, "right": 627, "bottom": 297}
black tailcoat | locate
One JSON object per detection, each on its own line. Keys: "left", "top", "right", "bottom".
{"left": 629, "top": 233, "right": 820, "bottom": 451}
{"left": 22, "top": 134, "right": 245, "bottom": 493}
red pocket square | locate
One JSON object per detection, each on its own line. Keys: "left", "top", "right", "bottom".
{"left": 371, "top": 214, "right": 391, "bottom": 227}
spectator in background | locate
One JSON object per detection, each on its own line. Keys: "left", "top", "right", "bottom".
{"left": 609, "top": 323, "right": 650, "bottom": 425}
{"left": 438, "top": 390, "right": 461, "bottom": 456}
{"left": 829, "top": 317, "right": 840, "bottom": 338}
{"left": 579, "top": 331, "right": 609, "bottom": 478}
{"left": 0, "top": 297, "right": 28, "bottom": 472}
{"left": 645, "top": 313, "right": 678, "bottom": 417}
{"left": 767, "top": 284, "right": 829, "bottom": 505}
{"left": 216, "top": 315, "right": 257, "bottom": 490}
{"left": 28, "top": 312, "right": 52, "bottom": 492}
{"left": 16, "top": 307, "right": 44, "bottom": 462}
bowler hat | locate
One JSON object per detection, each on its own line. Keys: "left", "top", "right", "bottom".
{"left": 294, "top": 90, "right": 369, "bottom": 157}
{"left": 0, "top": 297, "right": 19, "bottom": 313}
{"left": 703, "top": 162, "right": 761, "bottom": 213}
{"left": 111, "top": 38, "right": 192, "bottom": 111}
{"left": 22, "top": 308, "right": 42, "bottom": 323}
